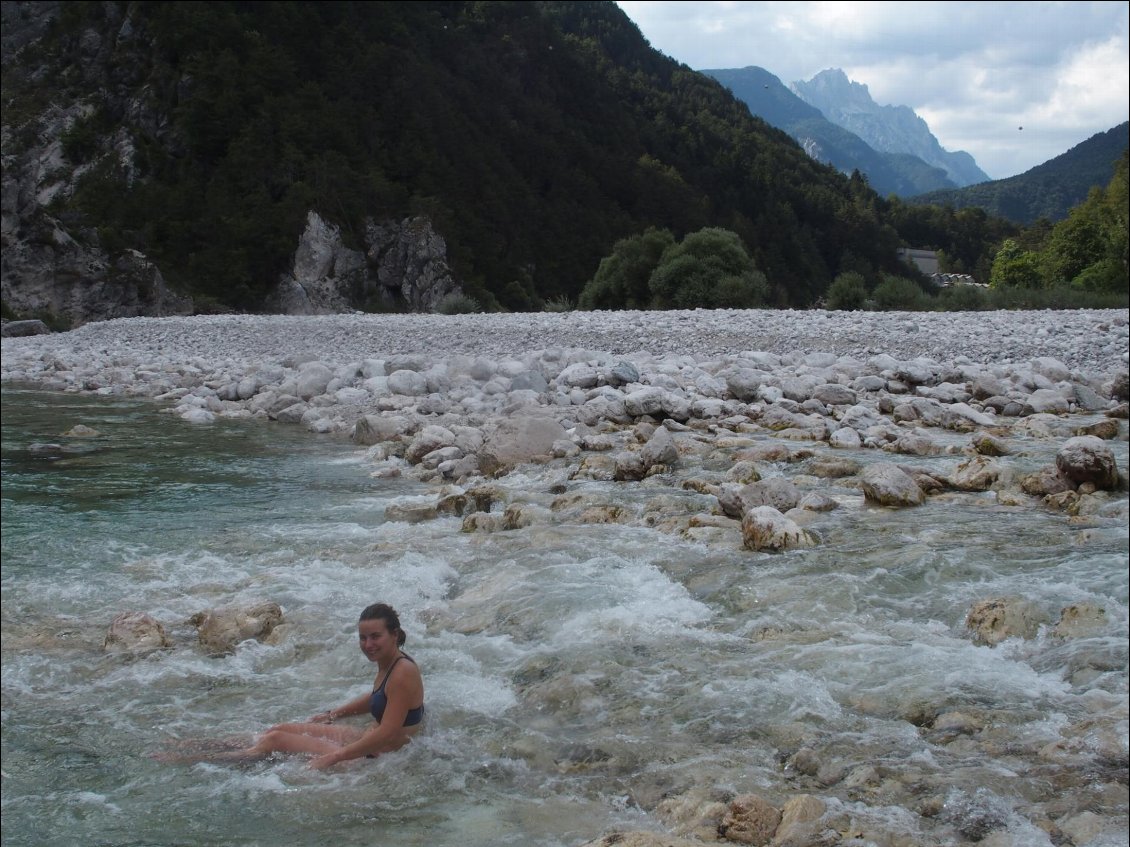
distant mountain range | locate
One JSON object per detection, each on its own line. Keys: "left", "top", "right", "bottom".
{"left": 791, "top": 69, "right": 991, "bottom": 188}
{"left": 910, "top": 122, "right": 1130, "bottom": 225}
{"left": 702, "top": 66, "right": 987, "bottom": 197}
{"left": 704, "top": 65, "right": 1127, "bottom": 225}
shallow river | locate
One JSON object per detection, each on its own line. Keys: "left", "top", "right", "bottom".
{"left": 1, "top": 387, "right": 1126, "bottom": 847}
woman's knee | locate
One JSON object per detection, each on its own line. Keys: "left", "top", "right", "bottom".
{"left": 265, "top": 722, "right": 293, "bottom": 733}
{"left": 255, "top": 728, "right": 289, "bottom": 751}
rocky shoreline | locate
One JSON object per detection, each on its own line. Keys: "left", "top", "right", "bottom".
{"left": 3, "top": 308, "right": 1128, "bottom": 547}
{"left": 4, "top": 308, "right": 1129, "bottom": 846}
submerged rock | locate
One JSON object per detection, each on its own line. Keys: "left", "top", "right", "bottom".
{"left": 103, "top": 611, "right": 171, "bottom": 653}
{"left": 191, "top": 601, "right": 283, "bottom": 656}
{"left": 860, "top": 463, "right": 925, "bottom": 507}
{"left": 741, "top": 506, "right": 815, "bottom": 552}
{"left": 965, "top": 597, "right": 1046, "bottom": 646}
{"left": 719, "top": 793, "right": 781, "bottom": 844}
{"left": 1056, "top": 435, "right": 1120, "bottom": 490}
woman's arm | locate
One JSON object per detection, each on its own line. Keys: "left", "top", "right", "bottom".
{"left": 309, "top": 665, "right": 422, "bottom": 769}
{"left": 309, "top": 691, "right": 371, "bottom": 723}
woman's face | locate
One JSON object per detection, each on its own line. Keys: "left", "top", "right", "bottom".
{"left": 358, "top": 618, "right": 397, "bottom": 662}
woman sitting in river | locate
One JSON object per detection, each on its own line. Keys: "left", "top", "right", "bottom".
{"left": 160, "top": 602, "right": 425, "bottom": 770}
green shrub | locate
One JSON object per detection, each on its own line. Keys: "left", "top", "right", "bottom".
{"left": 435, "top": 292, "right": 482, "bottom": 314}
{"left": 648, "top": 227, "right": 768, "bottom": 309}
{"left": 542, "top": 295, "right": 574, "bottom": 312}
{"left": 871, "top": 274, "right": 928, "bottom": 311}
{"left": 935, "top": 285, "right": 989, "bottom": 311}
{"left": 825, "top": 271, "right": 868, "bottom": 310}
{"left": 578, "top": 227, "right": 674, "bottom": 310}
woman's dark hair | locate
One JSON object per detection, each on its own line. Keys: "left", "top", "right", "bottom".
{"left": 360, "top": 602, "right": 405, "bottom": 646}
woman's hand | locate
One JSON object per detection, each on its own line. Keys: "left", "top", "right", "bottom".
{"left": 309, "top": 752, "right": 343, "bottom": 770}
{"left": 309, "top": 710, "right": 335, "bottom": 723}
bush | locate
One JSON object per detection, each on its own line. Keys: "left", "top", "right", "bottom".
{"left": 435, "top": 292, "right": 482, "bottom": 314}
{"left": 935, "top": 284, "right": 989, "bottom": 311}
{"left": 871, "top": 274, "right": 928, "bottom": 311}
{"left": 578, "top": 227, "right": 674, "bottom": 310}
{"left": 824, "top": 271, "right": 868, "bottom": 310}
{"left": 647, "top": 227, "right": 768, "bottom": 309}
{"left": 542, "top": 295, "right": 574, "bottom": 312}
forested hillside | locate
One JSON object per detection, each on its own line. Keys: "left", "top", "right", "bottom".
{"left": 913, "top": 122, "right": 1130, "bottom": 225}
{"left": 2, "top": 0, "right": 910, "bottom": 314}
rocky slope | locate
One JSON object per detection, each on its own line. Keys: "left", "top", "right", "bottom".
{"left": 792, "top": 69, "right": 991, "bottom": 187}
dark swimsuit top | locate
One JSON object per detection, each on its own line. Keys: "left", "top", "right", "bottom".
{"left": 370, "top": 654, "right": 425, "bottom": 726}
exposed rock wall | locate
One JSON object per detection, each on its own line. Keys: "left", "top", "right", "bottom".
{"left": 265, "top": 211, "right": 463, "bottom": 316}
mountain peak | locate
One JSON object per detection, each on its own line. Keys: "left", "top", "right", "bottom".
{"left": 791, "top": 69, "right": 990, "bottom": 187}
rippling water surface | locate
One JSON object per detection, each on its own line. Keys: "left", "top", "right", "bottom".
{"left": 2, "top": 387, "right": 1127, "bottom": 847}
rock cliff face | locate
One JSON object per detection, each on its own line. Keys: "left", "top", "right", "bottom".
{"left": 1, "top": 1, "right": 463, "bottom": 325}
{"left": 792, "top": 69, "right": 991, "bottom": 187}
{"left": 265, "top": 211, "right": 462, "bottom": 316}
{"left": 1, "top": 0, "right": 194, "bottom": 325}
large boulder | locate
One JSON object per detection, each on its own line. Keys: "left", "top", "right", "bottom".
{"left": 741, "top": 506, "right": 816, "bottom": 552}
{"left": 774, "top": 795, "right": 828, "bottom": 846}
{"left": 478, "top": 413, "right": 568, "bottom": 476}
{"left": 352, "top": 413, "right": 416, "bottom": 445}
{"left": 965, "top": 598, "right": 1045, "bottom": 646}
{"left": 947, "top": 456, "right": 1002, "bottom": 491}
{"left": 191, "top": 601, "right": 283, "bottom": 656}
{"left": 1052, "top": 603, "right": 1108, "bottom": 639}
{"left": 718, "top": 478, "right": 802, "bottom": 519}
{"left": 405, "top": 425, "right": 456, "bottom": 464}
{"left": 1, "top": 319, "right": 50, "bottom": 337}
{"left": 640, "top": 426, "right": 679, "bottom": 467}
{"left": 1055, "top": 435, "right": 1119, "bottom": 490}
{"left": 295, "top": 361, "right": 334, "bottom": 399}
{"left": 103, "top": 612, "right": 171, "bottom": 653}
{"left": 719, "top": 793, "right": 781, "bottom": 845}
{"left": 860, "top": 463, "right": 925, "bottom": 507}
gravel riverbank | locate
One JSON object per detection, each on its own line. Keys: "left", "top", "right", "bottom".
{"left": 3, "top": 308, "right": 1128, "bottom": 376}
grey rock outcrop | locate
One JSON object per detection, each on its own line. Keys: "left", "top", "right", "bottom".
{"left": 2, "top": 6, "right": 195, "bottom": 326}
{"left": 264, "top": 211, "right": 463, "bottom": 316}
{"left": 367, "top": 216, "right": 462, "bottom": 312}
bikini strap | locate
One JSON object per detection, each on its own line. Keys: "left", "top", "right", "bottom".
{"left": 376, "top": 655, "right": 404, "bottom": 692}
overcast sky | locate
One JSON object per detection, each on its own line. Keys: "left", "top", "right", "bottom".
{"left": 616, "top": 1, "right": 1129, "bottom": 180}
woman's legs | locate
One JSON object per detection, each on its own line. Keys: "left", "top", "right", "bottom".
{"left": 262, "top": 722, "right": 362, "bottom": 744}
{"left": 155, "top": 722, "right": 364, "bottom": 764}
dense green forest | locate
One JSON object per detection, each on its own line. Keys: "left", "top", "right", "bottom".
{"left": 3, "top": 0, "right": 1126, "bottom": 317}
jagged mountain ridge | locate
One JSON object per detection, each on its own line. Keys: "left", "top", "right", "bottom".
{"left": 702, "top": 65, "right": 957, "bottom": 196}
{"left": 910, "top": 122, "right": 1130, "bottom": 225}
{"left": 791, "top": 68, "right": 991, "bottom": 187}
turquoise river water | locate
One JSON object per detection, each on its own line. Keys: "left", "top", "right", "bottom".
{"left": 1, "top": 386, "right": 1127, "bottom": 846}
